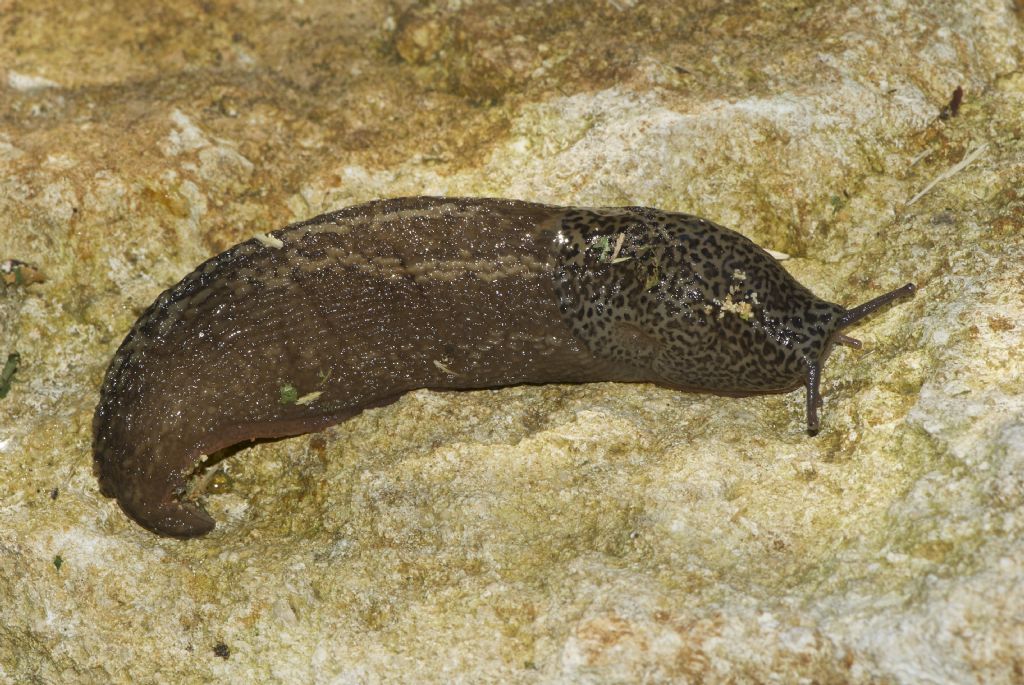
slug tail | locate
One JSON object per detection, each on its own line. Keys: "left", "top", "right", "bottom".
{"left": 94, "top": 403, "right": 217, "bottom": 538}
{"left": 120, "top": 489, "right": 216, "bottom": 539}
{"left": 92, "top": 318, "right": 225, "bottom": 537}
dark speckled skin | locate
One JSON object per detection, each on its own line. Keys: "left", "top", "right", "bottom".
{"left": 555, "top": 207, "right": 844, "bottom": 392}
{"left": 93, "top": 197, "right": 915, "bottom": 537}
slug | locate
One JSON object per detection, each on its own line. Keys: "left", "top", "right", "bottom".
{"left": 93, "top": 197, "right": 916, "bottom": 537}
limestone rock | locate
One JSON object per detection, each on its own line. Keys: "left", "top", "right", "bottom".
{"left": 1, "top": 1, "right": 1022, "bottom": 682}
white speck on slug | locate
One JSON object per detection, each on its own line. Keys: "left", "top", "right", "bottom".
{"left": 433, "top": 359, "right": 460, "bottom": 376}
{"left": 296, "top": 391, "right": 323, "bottom": 405}
{"left": 254, "top": 232, "right": 284, "bottom": 248}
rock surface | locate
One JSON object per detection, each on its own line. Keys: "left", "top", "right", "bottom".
{"left": 1, "top": 0, "right": 1023, "bottom": 682}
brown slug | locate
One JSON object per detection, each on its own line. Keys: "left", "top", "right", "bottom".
{"left": 93, "top": 197, "right": 916, "bottom": 537}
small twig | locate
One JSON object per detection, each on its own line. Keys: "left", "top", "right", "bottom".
{"left": 909, "top": 147, "right": 934, "bottom": 167}
{"left": 906, "top": 142, "right": 989, "bottom": 206}
{"left": 187, "top": 463, "right": 222, "bottom": 498}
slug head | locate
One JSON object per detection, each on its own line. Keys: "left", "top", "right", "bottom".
{"left": 804, "top": 282, "right": 916, "bottom": 434}
{"left": 552, "top": 208, "right": 917, "bottom": 435}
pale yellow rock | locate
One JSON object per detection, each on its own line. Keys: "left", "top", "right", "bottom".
{"left": 1, "top": 1, "right": 1023, "bottom": 683}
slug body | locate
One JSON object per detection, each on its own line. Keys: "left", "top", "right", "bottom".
{"left": 93, "top": 197, "right": 915, "bottom": 537}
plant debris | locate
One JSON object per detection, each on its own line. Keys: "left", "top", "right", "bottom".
{"left": 907, "top": 142, "right": 989, "bottom": 206}
{"left": 1, "top": 260, "right": 45, "bottom": 287}
{"left": 279, "top": 383, "right": 299, "bottom": 404}
{"left": 939, "top": 85, "right": 964, "bottom": 120}
{"left": 0, "top": 353, "right": 20, "bottom": 399}
{"left": 296, "top": 390, "right": 322, "bottom": 405}
{"left": 253, "top": 232, "right": 284, "bottom": 249}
